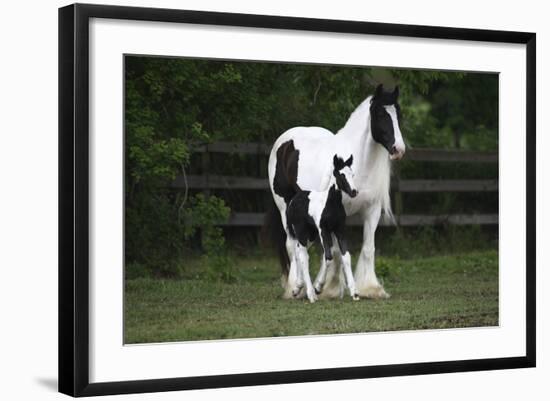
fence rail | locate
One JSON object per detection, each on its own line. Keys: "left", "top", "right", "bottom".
{"left": 180, "top": 141, "right": 498, "bottom": 227}
{"left": 193, "top": 141, "right": 498, "bottom": 163}
{"left": 219, "top": 212, "right": 498, "bottom": 227}
{"left": 173, "top": 175, "right": 498, "bottom": 193}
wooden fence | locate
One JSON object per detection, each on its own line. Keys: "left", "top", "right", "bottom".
{"left": 172, "top": 142, "right": 498, "bottom": 227}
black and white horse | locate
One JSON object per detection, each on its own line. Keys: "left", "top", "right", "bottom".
{"left": 286, "top": 154, "right": 359, "bottom": 303}
{"left": 267, "top": 84, "right": 405, "bottom": 299}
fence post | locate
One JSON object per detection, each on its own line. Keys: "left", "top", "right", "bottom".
{"left": 393, "top": 163, "right": 403, "bottom": 227}
{"left": 200, "top": 146, "right": 211, "bottom": 249}
{"left": 258, "top": 143, "right": 267, "bottom": 178}
{"left": 257, "top": 143, "right": 268, "bottom": 245}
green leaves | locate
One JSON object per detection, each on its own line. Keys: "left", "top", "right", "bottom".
{"left": 182, "top": 194, "right": 230, "bottom": 239}
{"left": 128, "top": 126, "right": 189, "bottom": 184}
{"left": 182, "top": 194, "right": 233, "bottom": 282}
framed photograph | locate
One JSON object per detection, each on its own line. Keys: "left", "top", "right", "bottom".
{"left": 59, "top": 3, "right": 536, "bottom": 397}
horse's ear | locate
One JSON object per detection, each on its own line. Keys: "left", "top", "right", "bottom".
{"left": 345, "top": 155, "right": 353, "bottom": 167}
{"left": 393, "top": 85, "right": 400, "bottom": 101}
{"left": 333, "top": 155, "right": 343, "bottom": 170}
{"left": 374, "top": 84, "right": 384, "bottom": 99}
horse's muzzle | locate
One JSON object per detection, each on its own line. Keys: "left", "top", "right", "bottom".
{"left": 390, "top": 145, "right": 405, "bottom": 160}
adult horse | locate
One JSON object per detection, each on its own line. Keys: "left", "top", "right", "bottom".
{"left": 267, "top": 84, "right": 405, "bottom": 299}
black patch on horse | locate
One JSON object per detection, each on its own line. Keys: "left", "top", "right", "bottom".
{"left": 332, "top": 155, "right": 355, "bottom": 198}
{"left": 320, "top": 185, "right": 348, "bottom": 257}
{"left": 370, "top": 84, "right": 401, "bottom": 154}
{"left": 273, "top": 140, "right": 300, "bottom": 204}
{"left": 285, "top": 191, "right": 318, "bottom": 247}
{"left": 286, "top": 184, "right": 349, "bottom": 262}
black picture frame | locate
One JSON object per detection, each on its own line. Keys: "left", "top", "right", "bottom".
{"left": 59, "top": 3, "right": 536, "bottom": 397}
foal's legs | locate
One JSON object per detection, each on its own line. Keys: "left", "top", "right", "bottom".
{"left": 314, "top": 257, "right": 328, "bottom": 295}
{"left": 277, "top": 202, "right": 303, "bottom": 299}
{"left": 296, "top": 242, "right": 317, "bottom": 303}
{"left": 341, "top": 252, "right": 359, "bottom": 301}
{"left": 286, "top": 237, "right": 304, "bottom": 298}
{"left": 313, "top": 229, "right": 333, "bottom": 294}
{"left": 335, "top": 232, "right": 360, "bottom": 301}
{"left": 317, "top": 241, "right": 345, "bottom": 299}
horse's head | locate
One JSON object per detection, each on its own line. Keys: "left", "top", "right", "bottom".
{"left": 332, "top": 154, "right": 357, "bottom": 198}
{"left": 370, "top": 84, "right": 406, "bottom": 160}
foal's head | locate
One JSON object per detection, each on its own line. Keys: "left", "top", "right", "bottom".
{"left": 332, "top": 154, "right": 357, "bottom": 198}
{"left": 370, "top": 84, "right": 406, "bottom": 160}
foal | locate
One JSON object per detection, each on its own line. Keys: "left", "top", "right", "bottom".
{"left": 286, "top": 154, "right": 360, "bottom": 303}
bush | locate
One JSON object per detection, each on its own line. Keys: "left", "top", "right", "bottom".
{"left": 182, "top": 194, "right": 234, "bottom": 282}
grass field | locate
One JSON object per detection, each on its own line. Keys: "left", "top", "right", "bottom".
{"left": 124, "top": 250, "right": 498, "bottom": 344}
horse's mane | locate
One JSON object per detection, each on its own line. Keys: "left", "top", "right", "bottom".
{"left": 337, "top": 97, "right": 372, "bottom": 137}
{"left": 337, "top": 96, "right": 393, "bottom": 221}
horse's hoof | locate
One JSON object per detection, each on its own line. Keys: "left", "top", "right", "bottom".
{"left": 352, "top": 294, "right": 360, "bottom": 301}
{"left": 306, "top": 291, "right": 318, "bottom": 303}
{"left": 292, "top": 284, "right": 304, "bottom": 298}
{"left": 357, "top": 285, "right": 390, "bottom": 299}
{"left": 314, "top": 284, "right": 323, "bottom": 294}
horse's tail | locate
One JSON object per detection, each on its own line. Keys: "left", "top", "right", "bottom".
{"left": 380, "top": 190, "right": 395, "bottom": 225}
{"left": 263, "top": 198, "right": 289, "bottom": 277}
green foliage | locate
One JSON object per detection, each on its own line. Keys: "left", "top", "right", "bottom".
{"left": 400, "top": 72, "right": 498, "bottom": 150}
{"left": 182, "top": 194, "right": 234, "bottom": 282}
{"left": 126, "top": 55, "right": 499, "bottom": 152}
{"left": 125, "top": 262, "right": 153, "bottom": 280}
{"left": 181, "top": 194, "right": 230, "bottom": 236}
{"left": 124, "top": 55, "right": 498, "bottom": 277}
{"left": 125, "top": 57, "right": 240, "bottom": 277}
{"left": 125, "top": 191, "right": 188, "bottom": 277}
